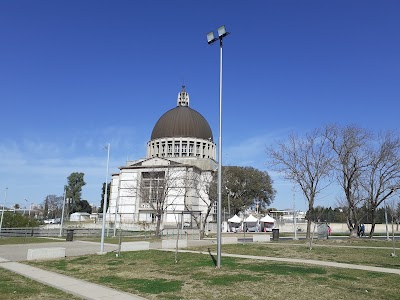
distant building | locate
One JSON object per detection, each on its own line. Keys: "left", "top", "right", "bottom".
{"left": 70, "top": 212, "right": 91, "bottom": 222}
{"left": 269, "top": 210, "right": 307, "bottom": 222}
{"left": 107, "top": 87, "right": 217, "bottom": 227}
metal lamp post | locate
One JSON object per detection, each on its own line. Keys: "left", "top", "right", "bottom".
{"left": 384, "top": 199, "right": 390, "bottom": 241}
{"left": 0, "top": 188, "right": 8, "bottom": 236}
{"left": 100, "top": 143, "right": 110, "bottom": 253}
{"left": 292, "top": 185, "right": 297, "bottom": 240}
{"left": 207, "top": 25, "right": 230, "bottom": 268}
{"left": 59, "top": 187, "right": 67, "bottom": 237}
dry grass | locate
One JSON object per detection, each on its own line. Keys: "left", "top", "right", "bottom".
{"left": 194, "top": 239, "right": 400, "bottom": 269}
{"left": 28, "top": 249, "right": 400, "bottom": 300}
{"left": 0, "top": 268, "right": 81, "bottom": 300}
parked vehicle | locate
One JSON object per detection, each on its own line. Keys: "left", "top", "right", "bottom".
{"left": 43, "top": 218, "right": 61, "bottom": 224}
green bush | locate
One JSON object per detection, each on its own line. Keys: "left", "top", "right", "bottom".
{"left": 1, "top": 212, "right": 39, "bottom": 228}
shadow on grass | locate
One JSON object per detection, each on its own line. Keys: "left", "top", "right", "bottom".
{"left": 208, "top": 247, "right": 217, "bottom": 267}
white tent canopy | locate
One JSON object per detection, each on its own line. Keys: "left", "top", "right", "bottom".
{"left": 244, "top": 215, "right": 258, "bottom": 223}
{"left": 260, "top": 215, "right": 275, "bottom": 223}
{"left": 228, "top": 214, "right": 241, "bottom": 223}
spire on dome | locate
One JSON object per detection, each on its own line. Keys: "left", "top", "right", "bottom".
{"left": 177, "top": 85, "right": 190, "bottom": 107}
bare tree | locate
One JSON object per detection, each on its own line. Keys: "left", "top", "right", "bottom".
{"left": 360, "top": 131, "right": 400, "bottom": 237}
{"left": 396, "top": 201, "right": 400, "bottom": 231}
{"left": 138, "top": 167, "right": 183, "bottom": 237}
{"left": 42, "top": 195, "right": 64, "bottom": 219}
{"left": 387, "top": 199, "right": 399, "bottom": 256}
{"left": 183, "top": 169, "right": 217, "bottom": 238}
{"left": 324, "top": 124, "right": 371, "bottom": 236}
{"left": 267, "top": 129, "right": 332, "bottom": 239}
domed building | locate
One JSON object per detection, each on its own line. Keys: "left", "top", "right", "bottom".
{"left": 107, "top": 87, "right": 217, "bottom": 229}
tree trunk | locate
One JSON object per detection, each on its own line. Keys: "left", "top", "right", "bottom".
{"left": 347, "top": 216, "right": 358, "bottom": 237}
{"left": 369, "top": 208, "right": 376, "bottom": 238}
{"left": 306, "top": 200, "right": 314, "bottom": 239}
{"left": 155, "top": 215, "right": 162, "bottom": 237}
{"left": 349, "top": 227, "right": 358, "bottom": 238}
{"left": 201, "top": 208, "right": 212, "bottom": 239}
{"left": 306, "top": 218, "right": 312, "bottom": 239}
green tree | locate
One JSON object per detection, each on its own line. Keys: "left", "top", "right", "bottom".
{"left": 98, "top": 182, "right": 111, "bottom": 213}
{"left": 65, "top": 172, "right": 86, "bottom": 214}
{"left": 79, "top": 200, "right": 92, "bottom": 213}
{"left": 43, "top": 197, "right": 49, "bottom": 217}
{"left": 222, "top": 166, "right": 275, "bottom": 215}
{"left": 2, "top": 212, "right": 39, "bottom": 228}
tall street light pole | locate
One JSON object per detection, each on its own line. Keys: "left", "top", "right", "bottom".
{"left": 0, "top": 187, "right": 8, "bottom": 236}
{"left": 384, "top": 199, "right": 390, "bottom": 241}
{"left": 207, "top": 25, "right": 230, "bottom": 268}
{"left": 59, "top": 187, "right": 67, "bottom": 237}
{"left": 100, "top": 143, "right": 110, "bottom": 254}
{"left": 292, "top": 185, "right": 297, "bottom": 240}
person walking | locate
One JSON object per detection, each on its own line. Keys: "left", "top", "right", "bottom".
{"left": 360, "top": 223, "right": 365, "bottom": 237}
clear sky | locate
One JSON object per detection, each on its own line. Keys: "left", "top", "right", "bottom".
{"left": 1, "top": 1, "right": 399, "bottom": 212}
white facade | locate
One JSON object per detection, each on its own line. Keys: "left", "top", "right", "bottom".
{"left": 106, "top": 87, "right": 217, "bottom": 228}
{"left": 147, "top": 137, "right": 216, "bottom": 161}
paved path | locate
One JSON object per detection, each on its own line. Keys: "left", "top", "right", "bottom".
{"left": 0, "top": 240, "right": 118, "bottom": 261}
{"left": 0, "top": 240, "right": 146, "bottom": 300}
{"left": 0, "top": 257, "right": 147, "bottom": 300}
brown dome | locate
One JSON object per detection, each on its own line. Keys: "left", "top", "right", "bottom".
{"left": 151, "top": 106, "right": 213, "bottom": 141}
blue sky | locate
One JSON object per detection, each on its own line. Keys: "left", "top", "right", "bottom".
{"left": 1, "top": 1, "right": 399, "bottom": 211}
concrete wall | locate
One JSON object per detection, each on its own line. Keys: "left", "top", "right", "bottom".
{"left": 252, "top": 235, "right": 271, "bottom": 242}
{"left": 162, "top": 239, "right": 188, "bottom": 249}
{"left": 221, "top": 237, "right": 238, "bottom": 244}
{"left": 120, "top": 242, "right": 150, "bottom": 252}
{"left": 275, "top": 222, "right": 399, "bottom": 234}
{"left": 27, "top": 247, "right": 66, "bottom": 261}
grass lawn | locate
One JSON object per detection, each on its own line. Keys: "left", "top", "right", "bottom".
{"left": 28, "top": 249, "right": 400, "bottom": 300}
{"left": 193, "top": 239, "right": 400, "bottom": 270}
{"left": 0, "top": 268, "right": 80, "bottom": 300}
{"left": 278, "top": 237, "right": 398, "bottom": 248}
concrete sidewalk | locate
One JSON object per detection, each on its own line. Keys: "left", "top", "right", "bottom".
{"left": 0, "top": 257, "right": 147, "bottom": 300}
{"left": 0, "top": 240, "right": 146, "bottom": 299}
{"left": 0, "top": 240, "right": 119, "bottom": 261}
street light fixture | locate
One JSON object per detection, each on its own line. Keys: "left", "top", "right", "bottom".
{"left": 207, "top": 25, "right": 230, "bottom": 268}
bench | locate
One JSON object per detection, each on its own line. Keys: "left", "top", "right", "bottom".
{"left": 27, "top": 247, "right": 66, "bottom": 261}
{"left": 252, "top": 235, "right": 271, "bottom": 242}
{"left": 221, "top": 237, "right": 238, "bottom": 244}
{"left": 120, "top": 241, "right": 150, "bottom": 252}
{"left": 162, "top": 239, "right": 188, "bottom": 249}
